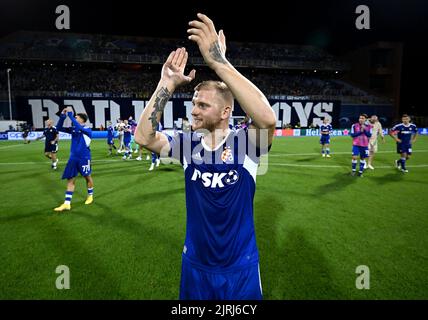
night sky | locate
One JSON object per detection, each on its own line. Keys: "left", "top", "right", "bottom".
{"left": 1, "top": 0, "right": 427, "bottom": 114}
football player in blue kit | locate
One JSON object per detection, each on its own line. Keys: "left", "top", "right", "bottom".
{"left": 54, "top": 107, "right": 94, "bottom": 212}
{"left": 122, "top": 120, "right": 133, "bottom": 160}
{"left": 35, "top": 119, "right": 59, "bottom": 169}
{"left": 389, "top": 114, "right": 418, "bottom": 173}
{"left": 319, "top": 117, "right": 332, "bottom": 157}
{"left": 135, "top": 14, "right": 276, "bottom": 300}
{"left": 106, "top": 121, "right": 117, "bottom": 156}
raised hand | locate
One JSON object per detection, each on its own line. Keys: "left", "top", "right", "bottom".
{"left": 161, "top": 47, "right": 196, "bottom": 89}
{"left": 187, "top": 13, "right": 227, "bottom": 71}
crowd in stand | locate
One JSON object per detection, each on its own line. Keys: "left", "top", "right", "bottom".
{"left": 0, "top": 64, "right": 371, "bottom": 99}
{"left": 0, "top": 31, "right": 378, "bottom": 99}
{"left": 0, "top": 31, "right": 335, "bottom": 65}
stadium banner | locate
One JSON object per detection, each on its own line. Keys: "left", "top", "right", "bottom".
{"left": 300, "top": 128, "right": 351, "bottom": 136}
{"left": 0, "top": 132, "right": 8, "bottom": 140}
{"left": 274, "top": 128, "right": 351, "bottom": 137}
{"left": 15, "top": 97, "right": 341, "bottom": 129}
{"left": 280, "top": 128, "right": 428, "bottom": 137}
{"left": 7, "top": 131, "right": 71, "bottom": 140}
{"left": 3, "top": 129, "right": 427, "bottom": 140}
{"left": 419, "top": 128, "right": 428, "bottom": 135}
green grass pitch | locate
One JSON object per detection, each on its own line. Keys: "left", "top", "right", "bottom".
{"left": 0, "top": 135, "right": 427, "bottom": 299}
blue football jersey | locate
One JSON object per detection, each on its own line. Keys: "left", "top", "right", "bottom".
{"left": 165, "top": 127, "right": 268, "bottom": 272}
{"left": 107, "top": 125, "right": 115, "bottom": 139}
{"left": 391, "top": 123, "right": 418, "bottom": 145}
{"left": 124, "top": 124, "right": 132, "bottom": 140}
{"left": 57, "top": 113, "right": 92, "bottom": 159}
{"left": 320, "top": 124, "right": 332, "bottom": 135}
{"left": 43, "top": 126, "right": 58, "bottom": 144}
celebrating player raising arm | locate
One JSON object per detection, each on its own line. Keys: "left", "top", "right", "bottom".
{"left": 134, "top": 47, "right": 195, "bottom": 153}
{"left": 54, "top": 107, "right": 94, "bottom": 212}
{"left": 136, "top": 14, "right": 276, "bottom": 300}
{"left": 187, "top": 13, "right": 276, "bottom": 147}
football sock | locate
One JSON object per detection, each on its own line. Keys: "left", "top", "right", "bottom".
{"left": 65, "top": 191, "right": 73, "bottom": 205}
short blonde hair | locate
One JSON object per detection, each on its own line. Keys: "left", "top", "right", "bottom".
{"left": 194, "top": 80, "right": 234, "bottom": 107}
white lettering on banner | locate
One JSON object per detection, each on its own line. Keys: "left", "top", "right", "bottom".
{"left": 29, "top": 99, "right": 47, "bottom": 129}
{"left": 312, "top": 102, "right": 333, "bottom": 126}
{"left": 184, "top": 101, "right": 193, "bottom": 123}
{"left": 132, "top": 100, "right": 145, "bottom": 121}
{"left": 280, "top": 102, "right": 291, "bottom": 127}
{"left": 109, "top": 100, "right": 121, "bottom": 124}
{"left": 290, "top": 102, "right": 312, "bottom": 127}
{"left": 306, "top": 129, "right": 319, "bottom": 136}
{"left": 64, "top": 100, "right": 93, "bottom": 128}
{"left": 163, "top": 101, "right": 173, "bottom": 129}
{"left": 271, "top": 103, "right": 280, "bottom": 127}
{"left": 43, "top": 100, "right": 60, "bottom": 125}
{"left": 22, "top": 98, "right": 337, "bottom": 129}
{"left": 273, "top": 101, "right": 335, "bottom": 128}
{"left": 92, "top": 100, "right": 109, "bottom": 128}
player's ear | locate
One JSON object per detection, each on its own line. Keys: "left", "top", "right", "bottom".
{"left": 222, "top": 105, "right": 232, "bottom": 119}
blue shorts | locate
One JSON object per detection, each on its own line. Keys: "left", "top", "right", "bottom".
{"left": 124, "top": 139, "right": 131, "bottom": 148}
{"left": 179, "top": 258, "right": 263, "bottom": 300}
{"left": 352, "top": 146, "right": 369, "bottom": 158}
{"left": 397, "top": 143, "right": 412, "bottom": 155}
{"left": 320, "top": 135, "right": 330, "bottom": 145}
{"left": 107, "top": 138, "right": 114, "bottom": 145}
{"left": 44, "top": 142, "right": 58, "bottom": 153}
{"left": 62, "top": 157, "right": 92, "bottom": 179}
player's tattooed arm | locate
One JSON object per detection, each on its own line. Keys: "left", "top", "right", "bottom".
{"left": 136, "top": 47, "right": 194, "bottom": 153}
{"left": 147, "top": 87, "right": 171, "bottom": 137}
{"left": 188, "top": 14, "right": 228, "bottom": 70}
{"left": 209, "top": 42, "right": 227, "bottom": 64}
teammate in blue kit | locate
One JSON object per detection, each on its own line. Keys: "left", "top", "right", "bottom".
{"left": 319, "top": 117, "right": 332, "bottom": 157}
{"left": 389, "top": 114, "right": 418, "bottom": 173}
{"left": 106, "top": 121, "right": 117, "bottom": 156}
{"left": 122, "top": 120, "right": 133, "bottom": 160}
{"left": 135, "top": 14, "right": 276, "bottom": 300}
{"left": 35, "top": 119, "right": 59, "bottom": 169}
{"left": 54, "top": 107, "right": 94, "bottom": 212}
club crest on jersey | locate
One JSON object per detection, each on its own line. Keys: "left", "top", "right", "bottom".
{"left": 221, "top": 146, "right": 234, "bottom": 163}
{"left": 191, "top": 168, "right": 240, "bottom": 188}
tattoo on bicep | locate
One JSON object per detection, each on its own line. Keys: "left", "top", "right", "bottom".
{"left": 148, "top": 87, "right": 171, "bottom": 136}
{"left": 209, "top": 42, "right": 226, "bottom": 64}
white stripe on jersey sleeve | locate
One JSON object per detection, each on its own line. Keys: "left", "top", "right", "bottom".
{"left": 391, "top": 123, "right": 401, "bottom": 131}
{"left": 83, "top": 134, "right": 92, "bottom": 147}
{"left": 182, "top": 155, "right": 188, "bottom": 171}
{"left": 243, "top": 154, "right": 258, "bottom": 183}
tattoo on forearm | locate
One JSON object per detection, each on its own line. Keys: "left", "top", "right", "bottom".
{"left": 209, "top": 42, "right": 226, "bottom": 64}
{"left": 148, "top": 87, "right": 171, "bottom": 136}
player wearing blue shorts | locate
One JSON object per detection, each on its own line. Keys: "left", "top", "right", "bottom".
{"left": 389, "top": 114, "right": 418, "bottom": 173}
{"left": 319, "top": 117, "right": 332, "bottom": 157}
{"left": 106, "top": 121, "right": 117, "bottom": 156}
{"left": 35, "top": 119, "right": 59, "bottom": 169}
{"left": 122, "top": 120, "right": 133, "bottom": 160}
{"left": 135, "top": 14, "right": 276, "bottom": 300}
{"left": 350, "top": 114, "right": 372, "bottom": 177}
{"left": 54, "top": 107, "right": 94, "bottom": 212}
